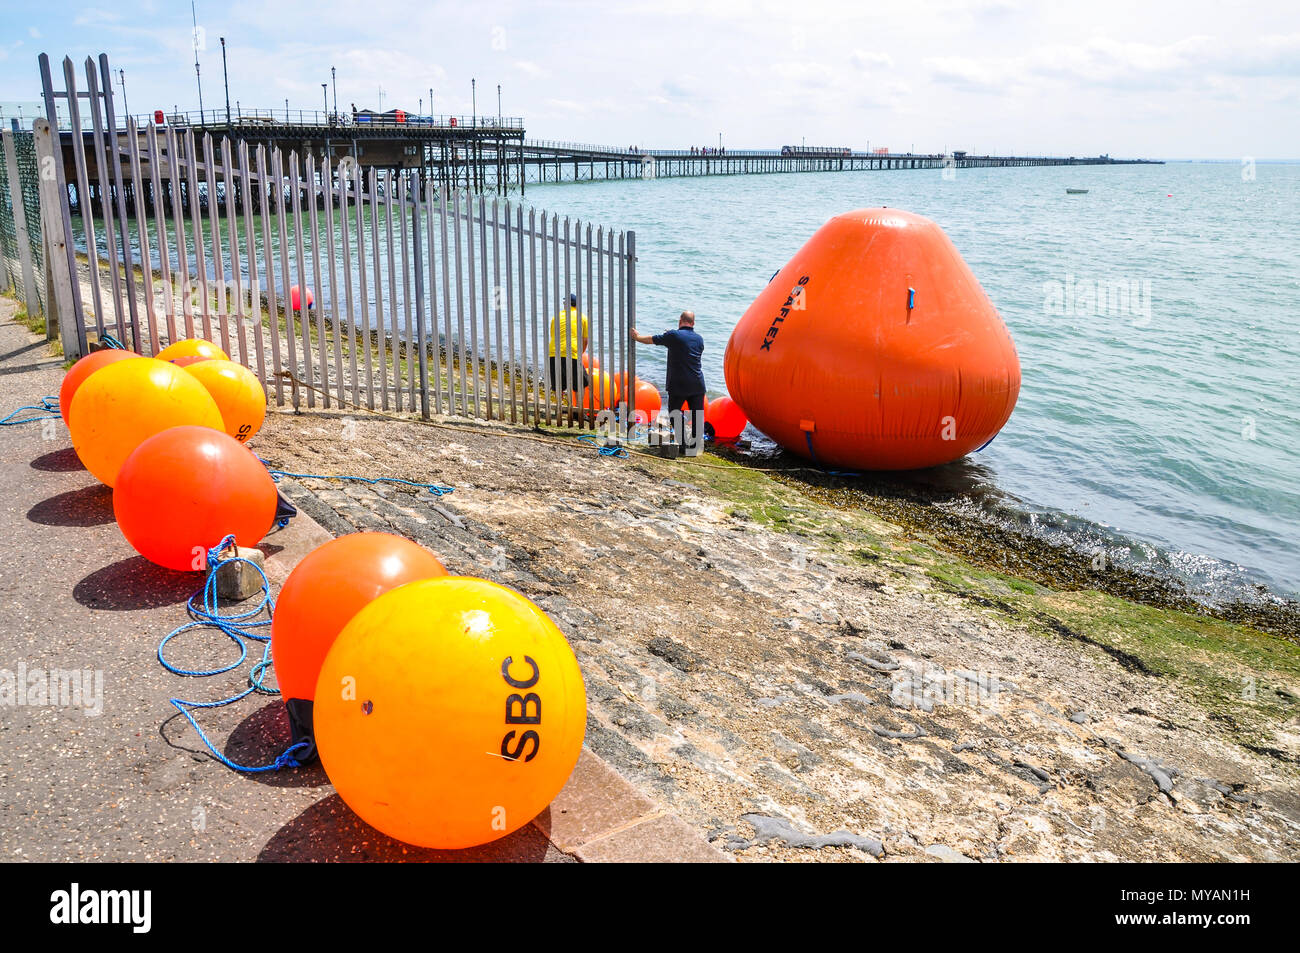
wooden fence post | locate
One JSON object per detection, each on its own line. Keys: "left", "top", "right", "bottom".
{"left": 32, "top": 119, "right": 84, "bottom": 358}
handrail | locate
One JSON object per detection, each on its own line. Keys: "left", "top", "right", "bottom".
{"left": 50, "top": 106, "right": 525, "bottom": 132}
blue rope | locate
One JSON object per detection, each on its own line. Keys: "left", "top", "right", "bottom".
{"left": 99, "top": 333, "right": 128, "bottom": 350}
{"left": 1, "top": 396, "right": 60, "bottom": 426}
{"left": 578, "top": 434, "right": 628, "bottom": 458}
{"left": 260, "top": 461, "right": 454, "bottom": 497}
{"left": 158, "top": 534, "right": 309, "bottom": 772}
{"left": 803, "top": 430, "right": 860, "bottom": 478}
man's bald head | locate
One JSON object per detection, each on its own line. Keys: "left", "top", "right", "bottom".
{"left": 679, "top": 311, "right": 696, "bottom": 327}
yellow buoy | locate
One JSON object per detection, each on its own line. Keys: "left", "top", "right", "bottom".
{"left": 183, "top": 359, "right": 267, "bottom": 442}
{"left": 314, "top": 577, "right": 587, "bottom": 849}
{"left": 156, "top": 338, "right": 229, "bottom": 363}
{"left": 68, "top": 358, "right": 223, "bottom": 486}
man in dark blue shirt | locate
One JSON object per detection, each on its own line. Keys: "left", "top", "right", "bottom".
{"left": 632, "top": 311, "right": 706, "bottom": 455}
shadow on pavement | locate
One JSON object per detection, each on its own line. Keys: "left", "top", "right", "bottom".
{"left": 31, "top": 447, "right": 84, "bottom": 472}
{"left": 28, "top": 485, "right": 114, "bottom": 527}
{"left": 158, "top": 703, "right": 330, "bottom": 787}
{"left": 226, "top": 701, "right": 329, "bottom": 788}
{"left": 258, "top": 795, "right": 559, "bottom": 863}
{"left": 74, "top": 556, "right": 197, "bottom": 610}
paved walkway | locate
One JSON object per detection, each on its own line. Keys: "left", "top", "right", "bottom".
{"left": 0, "top": 303, "right": 725, "bottom": 862}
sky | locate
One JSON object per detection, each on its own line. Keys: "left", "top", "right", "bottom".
{"left": 1, "top": 0, "right": 1298, "bottom": 158}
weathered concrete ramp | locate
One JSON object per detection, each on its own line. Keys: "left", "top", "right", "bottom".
{"left": 0, "top": 307, "right": 725, "bottom": 862}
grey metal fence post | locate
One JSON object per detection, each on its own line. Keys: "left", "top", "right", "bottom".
{"left": 412, "top": 174, "right": 430, "bottom": 419}
{"left": 626, "top": 230, "right": 636, "bottom": 437}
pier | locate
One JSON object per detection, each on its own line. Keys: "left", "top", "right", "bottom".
{"left": 54, "top": 107, "right": 1162, "bottom": 207}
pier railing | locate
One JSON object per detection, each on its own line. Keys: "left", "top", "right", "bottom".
{"left": 33, "top": 53, "right": 636, "bottom": 432}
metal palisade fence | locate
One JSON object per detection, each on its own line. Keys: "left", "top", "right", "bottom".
{"left": 32, "top": 53, "right": 637, "bottom": 431}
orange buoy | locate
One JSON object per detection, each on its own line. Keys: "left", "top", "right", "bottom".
{"left": 591, "top": 369, "right": 621, "bottom": 409}
{"left": 156, "top": 338, "right": 229, "bottom": 363}
{"left": 183, "top": 359, "right": 267, "bottom": 442}
{"left": 68, "top": 358, "right": 224, "bottom": 486}
{"left": 270, "top": 533, "right": 447, "bottom": 705}
{"left": 113, "top": 425, "right": 278, "bottom": 571}
{"left": 706, "top": 395, "right": 748, "bottom": 441}
{"left": 59, "top": 349, "right": 140, "bottom": 423}
{"left": 290, "top": 285, "right": 314, "bottom": 311}
{"left": 724, "top": 208, "right": 1020, "bottom": 470}
{"left": 581, "top": 351, "right": 600, "bottom": 371}
{"left": 169, "top": 355, "right": 211, "bottom": 368}
{"left": 631, "top": 379, "right": 661, "bottom": 424}
{"left": 314, "top": 577, "right": 587, "bottom": 849}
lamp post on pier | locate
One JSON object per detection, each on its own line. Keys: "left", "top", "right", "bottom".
{"left": 331, "top": 66, "right": 337, "bottom": 118}
{"left": 220, "top": 37, "right": 231, "bottom": 130}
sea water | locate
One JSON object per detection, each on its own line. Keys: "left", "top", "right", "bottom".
{"left": 526, "top": 162, "right": 1300, "bottom": 604}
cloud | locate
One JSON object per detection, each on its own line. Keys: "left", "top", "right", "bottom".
{"left": 851, "top": 50, "right": 894, "bottom": 70}
{"left": 72, "top": 9, "right": 122, "bottom": 27}
{"left": 927, "top": 32, "right": 1300, "bottom": 97}
{"left": 513, "top": 60, "right": 549, "bottom": 79}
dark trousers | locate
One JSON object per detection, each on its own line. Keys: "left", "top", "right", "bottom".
{"left": 669, "top": 391, "right": 706, "bottom": 453}
{"left": 547, "top": 356, "right": 588, "bottom": 396}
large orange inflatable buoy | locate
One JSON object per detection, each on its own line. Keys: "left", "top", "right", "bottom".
{"left": 724, "top": 208, "right": 1020, "bottom": 470}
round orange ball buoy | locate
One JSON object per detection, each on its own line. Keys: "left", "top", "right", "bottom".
{"left": 270, "top": 533, "right": 447, "bottom": 706}
{"left": 59, "top": 348, "right": 140, "bottom": 423}
{"left": 68, "top": 358, "right": 224, "bottom": 487}
{"left": 723, "top": 208, "right": 1021, "bottom": 470}
{"left": 706, "top": 395, "right": 748, "bottom": 441}
{"left": 631, "top": 378, "right": 661, "bottom": 424}
{"left": 183, "top": 359, "right": 267, "bottom": 442}
{"left": 290, "top": 285, "right": 314, "bottom": 311}
{"left": 591, "top": 368, "right": 621, "bottom": 409}
{"left": 314, "top": 577, "right": 587, "bottom": 849}
{"left": 113, "top": 425, "right": 278, "bottom": 572}
{"left": 156, "top": 338, "right": 229, "bottom": 363}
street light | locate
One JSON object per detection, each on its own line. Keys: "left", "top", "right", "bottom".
{"left": 497, "top": 83, "right": 501, "bottom": 125}
{"left": 118, "top": 69, "right": 128, "bottom": 119}
{"left": 331, "top": 66, "right": 337, "bottom": 117}
{"left": 191, "top": 0, "right": 204, "bottom": 117}
{"left": 322, "top": 83, "right": 328, "bottom": 118}
{"left": 471, "top": 78, "right": 476, "bottom": 125}
{"left": 220, "top": 36, "right": 231, "bottom": 128}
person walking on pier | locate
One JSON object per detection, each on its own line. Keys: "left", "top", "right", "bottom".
{"left": 548, "top": 293, "right": 589, "bottom": 400}
{"left": 632, "top": 311, "right": 706, "bottom": 455}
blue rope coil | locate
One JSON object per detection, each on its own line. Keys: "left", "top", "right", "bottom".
{"left": 1, "top": 396, "right": 60, "bottom": 426}
{"left": 158, "top": 534, "right": 309, "bottom": 772}
{"left": 99, "top": 333, "right": 128, "bottom": 350}
{"left": 578, "top": 434, "right": 628, "bottom": 458}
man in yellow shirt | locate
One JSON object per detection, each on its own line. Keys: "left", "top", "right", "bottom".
{"left": 547, "top": 293, "right": 589, "bottom": 397}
